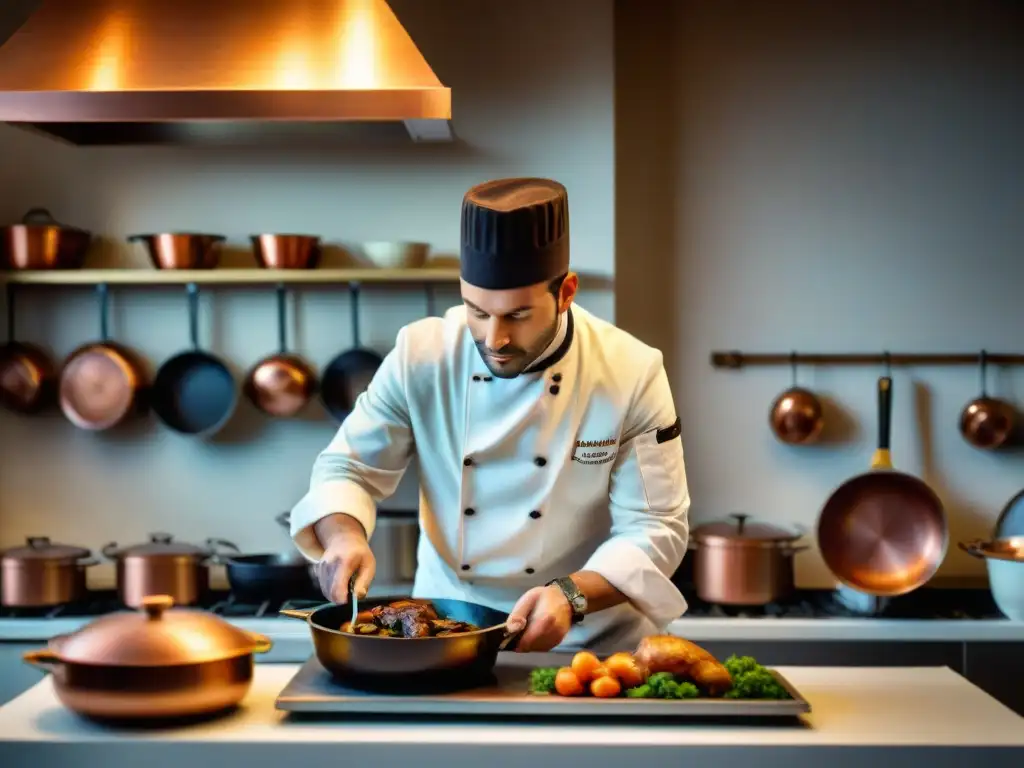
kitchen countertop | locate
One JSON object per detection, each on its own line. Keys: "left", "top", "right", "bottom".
{"left": 3, "top": 614, "right": 1024, "bottom": 649}
{"left": 0, "top": 665, "right": 1021, "bottom": 768}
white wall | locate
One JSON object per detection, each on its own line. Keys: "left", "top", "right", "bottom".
{"left": 616, "top": 0, "right": 1024, "bottom": 586}
{"left": 0, "top": 0, "right": 615, "bottom": 586}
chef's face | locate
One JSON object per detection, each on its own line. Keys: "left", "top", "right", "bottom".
{"left": 461, "top": 273, "right": 578, "bottom": 378}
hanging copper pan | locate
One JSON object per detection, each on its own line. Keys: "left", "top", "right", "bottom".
{"left": 816, "top": 375, "right": 948, "bottom": 596}
{"left": 0, "top": 284, "right": 58, "bottom": 414}
{"left": 959, "top": 350, "right": 1016, "bottom": 451}
{"left": 244, "top": 284, "right": 317, "bottom": 417}
{"left": 769, "top": 352, "right": 824, "bottom": 445}
{"left": 59, "top": 283, "right": 149, "bottom": 431}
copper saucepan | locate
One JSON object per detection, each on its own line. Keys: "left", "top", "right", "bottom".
{"left": 59, "top": 283, "right": 149, "bottom": 431}
{"left": 23, "top": 595, "right": 272, "bottom": 721}
{"left": 251, "top": 233, "right": 321, "bottom": 269}
{"left": 769, "top": 353, "right": 824, "bottom": 445}
{"left": 959, "top": 350, "right": 1016, "bottom": 451}
{"left": 0, "top": 536, "right": 98, "bottom": 608}
{"left": 244, "top": 284, "right": 317, "bottom": 417}
{"left": 817, "top": 375, "right": 948, "bottom": 596}
{"left": 128, "top": 233, "right": 225, "bottom": 269}
{"left": 0, "top": 208, "right": 92, "bottom": 270}
{"left": 0, "top": 284, "right": 58, "bottom": 414}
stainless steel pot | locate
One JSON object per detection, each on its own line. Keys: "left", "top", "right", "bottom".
{"left": 959, "top": 537, "right": 1024, "bottom": 621}
{"left": 23, "top": 594, "right": 272, "bottom": 721}
{"left": 689, "top": 513, "right": 807, "bottom": 606}
{"left": 102, "top": 533, "right": 238, "bottom": 608}
{"left": 1, "top": 537, "right": 98, "bottom": 607}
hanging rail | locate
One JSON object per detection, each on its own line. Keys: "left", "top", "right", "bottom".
{"left": 710, "top": 351, "right": 1024, "bottom": 369}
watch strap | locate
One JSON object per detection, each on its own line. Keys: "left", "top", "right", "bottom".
{"left": 547, "top": 576, "right": 586, "bottom": 624}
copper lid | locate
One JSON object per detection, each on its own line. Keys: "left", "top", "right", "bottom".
{"left": 962, "top": 537, "right": 1024, "bottom": 563}
{"left": 104, "top": 532, "right": 211, "bottom": 559}
{"left": 692, "top": 513, "right": 803, "bottom": 546}
{"left": 1, "top": 536, "right": 91, "bottom": 563}
{"left": 51, "top": 595, "right": 271, "bottom": 666}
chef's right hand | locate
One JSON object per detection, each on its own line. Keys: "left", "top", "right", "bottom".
{"left": 314, "top": 514, "right": 376, "bottom": 604}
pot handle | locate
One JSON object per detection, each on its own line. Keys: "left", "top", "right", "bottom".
{"left": 101, "top": 541, "right": 119, "bottom": 559}
{"left": 77, "top": 557, "right": 101, "bottom": 567}
{"left": 23, "top": 648, "right": 61, "bottom": 672}
{"left": 21, "top": 208, "right": 59, "bottom": 226}
{"left": 498, "top": 625, "right": 524, "bottom": 653}
{"left": 279, "top": 608, "right": 315, "bottom": 620}
{"left": 958, "top": 540, "right": 985, "bottom": 559}
{"left": 275, "top": 512, "right": 291, "bottom": 530}
{"left": 205, "top": 538, "right": 240, "bottom": 558}
{"left": 781, "top": 545, "right": 811, "bottom": 555}
{"left": 247, "top": 632, "right": 274, "bottom": 654}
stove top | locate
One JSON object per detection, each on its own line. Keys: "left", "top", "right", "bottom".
{"left": 0, "top": 590, "right": 326, "bottom": 620}
{"left": 678, "top": 587, "right": 1004, "bottom": 620}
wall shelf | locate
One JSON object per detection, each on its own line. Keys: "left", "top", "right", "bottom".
{"left": 711, "top": 350, "right": 1024, "bottom": 368}
{"left": 0, "top": 267, "right": 462, "bottom": 287}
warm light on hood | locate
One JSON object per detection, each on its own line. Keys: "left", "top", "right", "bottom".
{"left": 0, "top": 0, "right": 452, "bottom": 145}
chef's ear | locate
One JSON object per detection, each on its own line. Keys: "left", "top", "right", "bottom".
{"left": 556, "top": 272, "right": 579, "bottom": 313}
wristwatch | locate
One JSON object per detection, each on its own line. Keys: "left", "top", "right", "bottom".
{"left": 547, "top": 576, "right": 587, "bottom": 624}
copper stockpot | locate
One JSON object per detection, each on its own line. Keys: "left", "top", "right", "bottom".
{"left": 102, "top": 533, "right": 239, "bottom": 608}
{"left": 22, "top": 594, "right": 272, "bottom": 720}
{"left": 0, "top": 208, "right": 92, "bottom": 270}
{"left": 244, "top": 284, "right": 317, "bottom": 417}
{"left": 127, "top": 233, "right": 225, "bottom": 269}
{"left": 689, "top": 514, "right": 808, "bottom": 606}
{"left": 1, "top": 537, "right": 98, "bottom": 607}
{"left": 251, "top": 233, "right": 321, "bottom": 269}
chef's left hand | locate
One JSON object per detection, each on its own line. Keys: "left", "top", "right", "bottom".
{"left": 506, "top": 584, "right": 573, "bottom": 653}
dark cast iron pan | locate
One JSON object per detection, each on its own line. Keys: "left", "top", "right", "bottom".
{"left": 151, "top": 283, "right": 237, "bottom": 437}
{"left": 319, "top": 283, "right": 383, "bottom": 422}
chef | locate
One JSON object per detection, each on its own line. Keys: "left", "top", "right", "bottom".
{"left": 289, "top": 177, "right": 691, "bottom": 653}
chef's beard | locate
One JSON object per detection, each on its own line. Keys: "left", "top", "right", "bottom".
{"left": 473, "top": 314, "right": 560, "bottom": 379}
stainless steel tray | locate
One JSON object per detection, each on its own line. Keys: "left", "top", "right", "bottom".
{"left": 275, "top": 654, "right": 812, "bottom": 719}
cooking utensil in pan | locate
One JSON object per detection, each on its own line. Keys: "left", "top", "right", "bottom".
{"left": 128, "top": 233, "right": 225, "bottom": 270}
{"left": 280, "top": 597, "right": 522, "bottom": 690}
{"left": 959, "top": 350, "right": 1016, "bottom": 451}
{"left": 1, "top": 208, "right": 92, "bottom": 270}
{"left": 151, "top": 283, "right": 237, "bottom": 436}
{"left": 244, "top": 284, "right": 317, "bottom": 418}
{"left": 817, "top": 375, "right": 948, "bottom": 596}
{"left": 251, "top": 234, "right": 321, "bottom": 269}
{"left": 59, "top": 283, "right": 148, "bottom": 431}
{"left": 0, "top": 284, "right": 57, "bottom": 414}
{"left": 320, "top": 283, "right": 383, "bottom": 422}
{"left": 769, "top": 352, "right": 824, "bottom": 445}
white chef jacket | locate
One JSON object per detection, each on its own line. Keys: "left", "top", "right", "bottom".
{"left": 289, "top": 303, "right": 691, "bottom": 653}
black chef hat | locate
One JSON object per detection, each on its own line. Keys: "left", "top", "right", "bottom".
{"left": 460, "top": 177, "right": 570, "bottom": 290}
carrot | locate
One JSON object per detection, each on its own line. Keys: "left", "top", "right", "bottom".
{"left": 555, "top": 667, "right": 585, "bottom": 697}
{"left": 590, "top": 675, "right": 622, "bottom": 698}
{"left": 604, "top": 652, "right": 645, "bottom": 689}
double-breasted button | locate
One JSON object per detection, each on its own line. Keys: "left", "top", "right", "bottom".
{"left": 549, "top": 385, "right": 560, "bottom": 395}
{"left": 534, "top": 456, "right": 547, "bottom": 467}
{"left": 483, "top": 376, "right": 493, "bottom": 382}
{"left": 464, "top": 457, "right": 474, "bottom": 467}
{"left": 552, "top": 373, "right": 562, "bottom": 382}
{"left": 529, "top": 510, "right": 542, "bottom": 519}
{"left": 472, "top": 375, "right": 481, "bottom": 382}
{"left": 525, "top": 568, "right": 535, "bottom": 575}
{"left": 464, "top": 508, "right": 476, "bottom": 517}
{"left": 461, "top": 564, "right": 471, "bottom": 571}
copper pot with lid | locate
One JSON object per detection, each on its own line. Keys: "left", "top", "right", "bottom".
{"left": 102, "top": 533, "right": 239, "bottom": 608}
{"left": 22, "top": 594, "right": 272, "bottom": 720}
{"left": 1, "top": 536, "right": 98, "bottom": 608}
{"left": 689, "top": 513, "right": 808, "bottom": 606}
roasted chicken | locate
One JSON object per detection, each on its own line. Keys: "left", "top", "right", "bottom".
{"left": 339, "top": 599, "right": 480, "bottom": 638}
{"left": 633, "top": 635, "right": 733, "bottom": 695}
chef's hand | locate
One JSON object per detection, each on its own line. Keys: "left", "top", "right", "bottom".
{"left": 505, "top": 585, "right": 573, "bottom": 653}
{"left": 314, "top": 515, "right": 375, "bottom": 604}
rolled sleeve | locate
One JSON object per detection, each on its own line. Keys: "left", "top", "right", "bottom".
{"left": 289, "top": 329, "right": 416, "bottom": 563}
{"left": 582, "top": 355, "right": 691, "bottom": 628}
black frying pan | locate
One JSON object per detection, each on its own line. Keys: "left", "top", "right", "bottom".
{"left": 151, "top": 283, "right": 237, "bottom": 436}
{"left": 320, "top": 283, "right": 383, "bottom": 422}
{"left": 279, "top": 597, "right": 522, "bottom": 691}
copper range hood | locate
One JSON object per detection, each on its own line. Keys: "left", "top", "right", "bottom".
{"left": 0, "top": 0, "right": 453, "bottom": 146}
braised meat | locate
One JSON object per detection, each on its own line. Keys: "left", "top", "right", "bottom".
{"left": 340, "top": 599, "right": 480, "bottom": 638}
{"left": 633, "top": 635, "right": 733, "bottom": 695}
